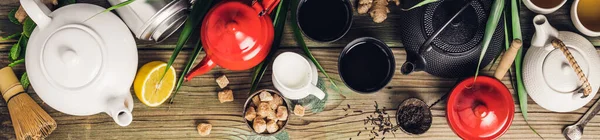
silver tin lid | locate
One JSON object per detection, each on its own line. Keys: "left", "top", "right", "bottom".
{"left": 140, "top": 0, "right": 189, "bottom": 42}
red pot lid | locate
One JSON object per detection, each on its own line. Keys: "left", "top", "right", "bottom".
{"left": 447, "top": 76, "right": 514, "bottom": 140}
{"left": 201, "top": 1, "right": 273, "bottom": 70}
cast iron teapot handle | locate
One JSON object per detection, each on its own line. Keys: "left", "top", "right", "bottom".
{"left": 401, "top": 0, "right": 472, "bottom": 75}
{"left": 20, "top": 0, "right": 52, "bottom": 30}
{"left": 552, "top": 39, "right": 593, "bottom": 98}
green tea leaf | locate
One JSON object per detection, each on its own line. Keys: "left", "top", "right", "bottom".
{"left": 1, "top": 33, "right": 21, "bottom": 41}
{"left": 474, "top": 0, "right": 504, "bottom": 81}
{"left": 18, "top": 36, "right": 29, "bottom": 60}
{"left": 22, "top": 18, "right": 36, "bottom": 38}
{"left": 290, "top": 0, "right": 341, "bottom": 94}
{"left": 163, "top": 0, "right": 214, "bottom": 81}
{"left": 8, "top": 59, "right": 25, "bottom": 67}
{"left": 169, "top": 39, "right": 203, "bottom": 103}
{"left": 9, "top": 43, "right": 20, "bottom": 60}
{"left": 85, "top": 0, "right": 135, "bottom": 21}
{"left": 58, "top": 0, "right": 77, "bottom": 7}
{"left": 401, "top": 0, "right": 438, "bottom": 11}
{"left": 8, "top": 8, "right": 20, "bottom": 25}
{"left": 250, "top": 0, "right": 291, "bottom": 93}
{"left": 20, "top": 72, "right": 30, "bottom": 92}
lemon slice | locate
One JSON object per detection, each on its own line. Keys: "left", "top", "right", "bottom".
{"left": 133, "top": 61, "right": 176, "bottom": 107}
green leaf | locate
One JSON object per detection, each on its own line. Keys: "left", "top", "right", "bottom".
{"left": 58, "top": 0, "right": 76, "bottom": 7}
{"left": 8, "top": 59, "right": 25, "bottom": 67}
{"left": 169, "top": 39, "right": 203, "bottom": 103}
{"left": 290, "top": 0, "right": 341, "bottom": 94}
{"left": 18, "top": 36, "right": 29, "bottom": 60}
{"left": 248, "top": 130, "right": 289, "bottom": 140}
{"left": 8, "top": 8, "right": 20, "bottom": 25}
{"left": 163, "top": 0, "right": 214, "bottom": 81}
{"left": 1, "top": 33, "right": 21, "bottom": 41}
{"left": 85, "top": 0, "right": 135, "bottom": 21}
{"left": 474, "top": 0, "right": 504, "bottom": 81}
{"left": 20, "top": 72, "right": 30, "bottom": 92}
{"left": 401, "top": 0, "right": 439, "bottom": 11}
{"left": 9, "top": 43, "right": 20, "bottom": 60}
{"left": 22, "top": 18, "right": 36, "bottom": 38}
{"left": 250, "top": 0, "right": 291, "bottom": 93}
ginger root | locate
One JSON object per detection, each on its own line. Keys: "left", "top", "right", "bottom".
{"left": 358, "top": 0, "right": 400, "bottom": 23}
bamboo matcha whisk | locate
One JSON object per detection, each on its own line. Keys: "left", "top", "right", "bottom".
{"left": 0, "top": 67, "right": 56, "bottom": 139}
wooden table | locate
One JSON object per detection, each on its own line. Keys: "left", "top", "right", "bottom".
{"left": 2, "top": 0, "right": 600, "bottom": 139}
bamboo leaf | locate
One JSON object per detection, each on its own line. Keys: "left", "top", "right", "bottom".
{"left": 8, "top": 8, "right": 20, "bottom": 25}
{"left": 401, "top": 0, "right": 438, "bottom": 11}
{"left": 169, "top": 39, "right": 203, "bottom": 103}
{"left": 1, "top": 33, "right": 21, "bottom": 41}
{"left": 20, "top": 72, "right": 30, "bottom": 92}
{"left": 85, "top": 0, "right": 135, "bottom": 21}
{"left": 9, "top": 43, "right": 20, "bottom": 60}
{"left": 8, "top": 59, "right": 25, "bottom": 67}
{"left": 474, "top": 0, "right": 504, "bottom": 81}
{"left": 163, "top": 0, "right": 214, "bottom": 81}
{"left": 58, "top": 0, "right": 76, "bottom": 7}
{"left": 22, "top": 18, "right": 36, "bottom": 38}
{"left": 249, "top": 0, "right": 291, "bottom": 93}
{"left": 290, "top": 0, "right": 341, "bottom": 94}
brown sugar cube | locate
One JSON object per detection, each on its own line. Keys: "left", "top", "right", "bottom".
{"left": 216, "top": 75, "right": 229, "bottom": 88}
{"left": 259, "top": 91, "right": 273, "bottom": 101}
{"left": 266, "top": 120, "right": 279, "bottom": 133}
{"left": 276, "top": 106, "right": 288, "bottom": 120}
{"left": 294, "top": 105, "right": 305, "bottom": 117}
{"left": 277, "top": 120, "right": 284, "bottom": 128}
{"left": 266, "top": 110, "right": 277, "bottom": 120}
{"left": 256, "top": 102, "right": 271, "bottom": 118}
{"left": 245, "top": 106, "right": 257, "bottom": 121}
{"left": 197, "top": 123, "right": 212, "bottom": 136}
{"left": 269, "top": 94, "right": 283, "bottom": 110}
{"left": 253, "top": 118, "right": 267, "bottom": 133}
{"left": 218, "top": 89, "right": 234, "bottom": 103}
{"left": 252, "top": 95, "right": 261, "bottom": 106}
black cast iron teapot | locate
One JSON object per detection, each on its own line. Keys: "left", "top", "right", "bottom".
{"left": 399, "top": 0, "right": 504, "bottom": 78}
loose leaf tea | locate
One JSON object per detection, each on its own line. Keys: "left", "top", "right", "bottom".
{"left": 397, "top": 105, "right": 428, "bottom": 134}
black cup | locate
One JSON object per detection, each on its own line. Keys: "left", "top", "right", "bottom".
{"left": 338, "top": 37, "right": 395, "bottom": 93}
{"left": 296, "top": 0, "right": 353, "bottom": 43}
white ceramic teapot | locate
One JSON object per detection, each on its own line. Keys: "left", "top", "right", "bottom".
{"left": 524, "top": 15, "right": 600, "bottom": 112}
{"left": 21, "top": 0, "right": 138, "bottom": 126}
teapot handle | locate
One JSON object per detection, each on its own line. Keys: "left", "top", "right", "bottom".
{"left": 20, "top": 0, "right": 52, "bottom": 30}
{"left": 552, "top": 39, "right": 593, "bottom": 98}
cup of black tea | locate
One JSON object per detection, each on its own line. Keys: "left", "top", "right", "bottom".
{"left": 338, "top": 37, "right": 395, "bottom": 93}
{"left": 296, "top": 0, "right": 353, "bottom": 42}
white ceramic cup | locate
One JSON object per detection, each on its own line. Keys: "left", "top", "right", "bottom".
{"left": 272, "top": 52, "right": 325, "bottom": 100}
{"left": 571, "top": 0, "right": 600, "bottom": 37}
{"left": 523, "top": 0, "right": 566, "bottom": 14}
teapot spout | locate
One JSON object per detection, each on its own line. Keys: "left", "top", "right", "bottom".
{"left": 106, "top": 95, "right": 134, "bottom": 126}
{"left": 401, "top": 51, "right": 426, "bottom": 75}
{"left": 531, "top": 15, "right": 559, "bottom": 48}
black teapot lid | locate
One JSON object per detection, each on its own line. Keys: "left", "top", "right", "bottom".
{"left": 425, "top": 0, "right": 485, "bottom": 53}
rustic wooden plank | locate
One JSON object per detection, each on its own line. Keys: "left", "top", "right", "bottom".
{"left": 2, "top": 48, "right": 600, "bottom": 139}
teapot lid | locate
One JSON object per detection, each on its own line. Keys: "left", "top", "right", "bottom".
{"left": 201, "top": 1, "right": 273, "bottom": 70}
{"left": 447, "top": 76, "right": 514, "bottom": 139}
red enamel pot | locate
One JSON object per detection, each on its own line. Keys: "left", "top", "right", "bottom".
{"left": 185, "top": 0, "right": 279, "bottom": 81}
{"left": 447, "top": 76, "right": 515, "bottom": 140}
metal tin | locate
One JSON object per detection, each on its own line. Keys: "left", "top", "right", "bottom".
{"left": 108, "top": 0, "right": 189, "bottom": 42}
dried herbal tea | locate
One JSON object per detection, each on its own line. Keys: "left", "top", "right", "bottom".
{"left": 396, "top": 98, "right": 432, "bottom": 135}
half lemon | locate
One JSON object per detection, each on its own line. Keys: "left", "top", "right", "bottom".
{"left": 134, "top": 61, "right": 176, "bottom": 107}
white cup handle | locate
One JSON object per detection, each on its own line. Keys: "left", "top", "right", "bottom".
{"left": 19, "top": 0, "right": 52, "bottom": 30}
{"left": 307, "top": 85, "right": 326, "bottom": 100}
